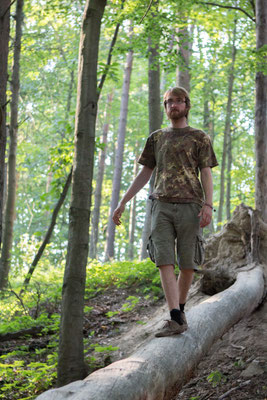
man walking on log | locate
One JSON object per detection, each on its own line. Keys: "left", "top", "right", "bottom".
{"left": 113, "top": 87, "right": 218, "bottom": 337}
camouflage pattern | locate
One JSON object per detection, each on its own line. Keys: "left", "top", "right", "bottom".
{"left": 138, "top": 126, "right": 218, "bottom": 205}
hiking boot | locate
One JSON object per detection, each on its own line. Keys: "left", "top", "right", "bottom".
{"left": 155, "top": 318, "right": 188, "bottom": 337}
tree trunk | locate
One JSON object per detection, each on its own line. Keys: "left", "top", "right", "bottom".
{"left": 105, "top": 33, "right": 134, "bottom": 261}
{"left": 226, "top": 130, "right": 232, "bottom": 220}
{"left": 0, "top": 0, "right": 10, "bottom": 249}
{"left": 203, "top": 79, "right": 215, "bottom": 143}
{"left": 0, "top": 0, "right": 24, "bottom": 289}
{"left": 36, "top": 265, "right": 265, "bottom": 400}
{"left": 89, "top": 92, "right": 113, "bottom": 259}
{"left": 140, "top": 33, "right": 162, "bottom": 260}
{"left": 176, "top": 16, "right": 192, "bottom": 92}
{"left": 128, "top": 150, "right": 139, "bottom": 260}
{"left": 57, "top": 0, "right": 106, "bottom": 387}
{"left": 21, "top": 169, "right": 72, "bottom": 292}
{"left": 217, "top": 22, "right": 237, "bottom": 227}
{"left": 255, "top": 0, "right": 267, "bottom": 222}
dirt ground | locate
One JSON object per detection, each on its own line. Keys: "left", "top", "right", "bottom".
{"left": 173, "top": 298, "right": 267, "bottom": 400}
{"left": 86, "top": 284, "right": 267, "bottom": 400}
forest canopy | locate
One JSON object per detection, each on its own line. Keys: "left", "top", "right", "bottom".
{"left": 2, "top": 0, "right": 261, "bottom": 269}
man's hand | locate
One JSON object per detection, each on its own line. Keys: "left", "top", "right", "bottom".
{"left": 112, "top": 203, "right": 125, "bottom": 226}
{"left": 198, "top": 205, "right": 212, "bottom": 228}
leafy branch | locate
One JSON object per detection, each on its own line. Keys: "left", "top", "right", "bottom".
{"left": 198, "top": 2, "right": 255, "bottom": 22}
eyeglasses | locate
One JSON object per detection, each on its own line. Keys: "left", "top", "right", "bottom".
{"left": 165, "top": 99, "right": 186, "bottom": 107}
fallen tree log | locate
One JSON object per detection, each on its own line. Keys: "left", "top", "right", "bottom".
{"left": 36, "top": 265, "right": 265, "bottom": 400}
{"left": 0, "top": 325, "right": 55, "bottom": 342}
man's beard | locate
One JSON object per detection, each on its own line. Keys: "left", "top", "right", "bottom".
{"left": 169, "top": 109, "right": 187, "bottom": 120}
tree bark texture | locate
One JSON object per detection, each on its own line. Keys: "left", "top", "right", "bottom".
{"left": 226, "top": 131, "right": 232, "bottom": 220}
{"left": 105, "top": 41, "right": 134, "bottom": 261}
{"left": 36, "top": 266, "right": 264, "bottom": 400}
{"left": 128, "top": 151, "right": 139, "bottom": 260}
{"left": 0, "top": 0, "right": 10, "bottom": 249}
{"left": 57, "top": 0, "right": 106, "bottom": 387}
{"left": 217, "top": 23, "right": 237, "bottom": 226}
{"left": 203, "top": 77, "right": 215, "bottom": 143}
{"left": 140, "top": 34, "right": 162, "bottom": 260}
{"left": 0, "top": 0, "right": 24, "bottom": 289}
{"left": 89, "top": 92, "right": 113, "bottom": 259}
{"left": 255, "top": 0, "right": 267, "bottom": 222}
{"left": 176, "top": 17, "right": 192, "bottom": 92}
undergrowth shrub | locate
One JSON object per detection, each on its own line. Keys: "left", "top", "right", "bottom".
{"left": 0, "top": 259, "right": 161, "bottom": 399}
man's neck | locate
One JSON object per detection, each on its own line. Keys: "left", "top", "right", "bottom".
{"left": 170, "top": 118, "right": 188, "bottom": 129}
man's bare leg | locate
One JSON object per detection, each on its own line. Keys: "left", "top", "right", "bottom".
{"left": 159, "top": 264, "right": 179, "bottom": 310}
{"left": 155, "top": 265, "right": 188, "bottom": 337}
{"left": 177, "top": 269, "right": 194, "bottom": 304}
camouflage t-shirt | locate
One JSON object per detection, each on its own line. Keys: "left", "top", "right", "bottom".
{"left": 138, "top": 126, "right": 218, "bottom": 205}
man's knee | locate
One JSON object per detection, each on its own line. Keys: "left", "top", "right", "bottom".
{"left": 179, "top": 269, "right": 194, "bottom": 277}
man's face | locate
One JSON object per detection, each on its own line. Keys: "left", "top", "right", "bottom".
{"left": 165, "top": 94, "right": 188, "bottom": 121}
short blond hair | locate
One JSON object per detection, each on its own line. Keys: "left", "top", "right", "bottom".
{"left": 163, "top": 87, "right": 191, "bottom": 117}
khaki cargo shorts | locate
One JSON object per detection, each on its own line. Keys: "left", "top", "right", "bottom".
{"left": 147, "top": 200, "right": 204, "bottom": 270}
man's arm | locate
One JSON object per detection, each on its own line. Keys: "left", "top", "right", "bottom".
{"left": 199, "top": 167, "right": 214, "bottom": 228}
{"left": 112, "top": 165, "right": 154, "bottom": 226}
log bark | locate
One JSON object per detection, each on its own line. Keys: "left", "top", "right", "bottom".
{"left": 36, "top": 266, "right": 265, "bottom": 400}
{"left": 0, "top": 325, "right": 54, "bottom": 342}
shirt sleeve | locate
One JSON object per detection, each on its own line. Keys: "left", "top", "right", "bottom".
{"left": 138, "top": 135, "right": 156, "bottom": 170}
{"left": 198, "top": 135, "right": 219, "bottom": 170}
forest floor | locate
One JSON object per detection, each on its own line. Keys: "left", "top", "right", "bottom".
{"left": 85, "top": 282, "right": 267, "bottom": 400}
{"left": 1, "top": 277, "right": 266, "bottom": 399}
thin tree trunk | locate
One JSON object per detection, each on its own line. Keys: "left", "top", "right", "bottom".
{"left": 140, "top": 30, "right": 162, "bottom": 260}
{"left": 19, "top": 14, "right": 121, "bottom": 283}
{"left": 105, "top": 32, "right": 134, "bottom": 261}
{"left": 128, "top": 150, "right": 139, "bottom": 260}
{"left": 89, "top": 92, "right": 113, "bottom": 259}
{"left": 217, "top": 22, "right": 237, "bottom": 227}
{"left": 0, "top": 0, "right": 24, "bottom": 289}
{"left": 57, "top": 0, "right": 106, "bottom": 387}
{"left": 63, "top": 66, "right": 75, "bottom": 135}
{"left": 255, "top": 0, "right": 267, "bottom": 222}
{"left": 203, "top": 81, "right": 215, "bottom": 143}
{"left": 21, "top": 169, "right": 72, "bottom": 292}
{"left": 0, "top": 0, "right": 10, "bottom": 249}
{"left": 203, "top": 79, "right": 215, "bottom": 235}
{"left": 176, "top": 16, "right": 192, "bottom": 92}
{"left": 226, "top": 130, "right": 232, "bottom": 220}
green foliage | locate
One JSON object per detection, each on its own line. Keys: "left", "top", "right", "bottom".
{"left": 106, "top": 295, "right": 140, "bottom": 317}
{"left": 207, "top": 370, "right": 227, "bottom": 387}
{"left": 0, "top": 260, "right": 161, "bottom": 399}
{"left": 0, "top": 353, "right": 57, "bottom": 400}
{"left": 85, "top": 259, "right": 161, "bottom": 298}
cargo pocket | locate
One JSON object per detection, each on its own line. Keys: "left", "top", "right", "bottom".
{"left": 147, "top": 235, "right": 155, "bottom": 263}
{"left": 194, "top": 234, "right": 205, "bottom": 266}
